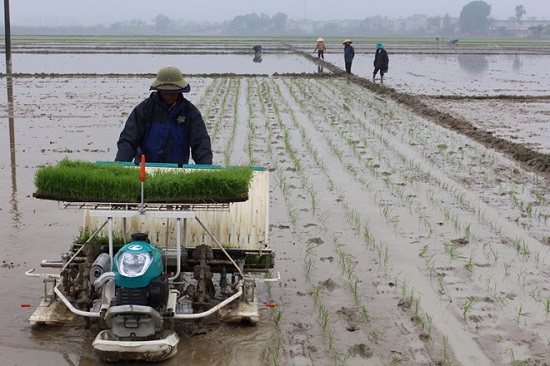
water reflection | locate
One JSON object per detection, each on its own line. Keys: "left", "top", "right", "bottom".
{"left": 512, "top": 55, "right": 523, "bottom": 72}
{"left": 457, "top": 54, "right": 489, "bottom": 74}
{"left": 253, "top": 55, "right": 262, "bottom": 63}
{"left": 7, "top": 76, "right": 20, "bottom": 224}
{"left": 317, "top": 65, "right": 324, "bottom": 73}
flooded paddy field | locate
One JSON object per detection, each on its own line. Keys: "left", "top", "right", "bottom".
{"left": 1, "top": 39, "right": 550, "bottom": 365}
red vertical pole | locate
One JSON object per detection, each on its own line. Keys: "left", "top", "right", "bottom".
{"left": 140, "top": 155, "right": 146, "bottom": 212}
{"left": 140, "top": 155, "right": 146, "bottom": 182}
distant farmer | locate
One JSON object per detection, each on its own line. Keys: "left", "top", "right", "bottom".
{"left": 253, "top": 45, "right": 262, "bottom": 57}
{"left": 372, "top": 43, "right": 389, "bottom": 83}
{"left": 115, "top": 65, "right": 213, "bottom": 166}
{"left": 342, "top": 39, "right": 355, "bottom": 74}
{"left": 314, "top": 37, "right": 326, "bottom": 59}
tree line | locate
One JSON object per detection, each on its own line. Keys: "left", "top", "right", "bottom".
{"left": 6, "top": 1, "right": 550, "bottom": 38}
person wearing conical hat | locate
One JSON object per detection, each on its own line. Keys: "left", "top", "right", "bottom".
{"left": 313, "top": 37, "right": 326, "bottom": 59}
{"left": 372, "top": 42, "right": 389, "bottom": 83}
{"left": 342, "top": 39, "right": 355, "bottom": 74}
{"left": 115, "top": 65, "right": 213, "bottom": 166}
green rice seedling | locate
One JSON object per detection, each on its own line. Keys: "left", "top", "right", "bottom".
{"left": 464, "top": 223, "right": 472, "bottom": 240}
{"left": 425, "top": 254, "right": 438, "bottom": 278}
{"left": 413, "top": 297, "right": 421, "bottom": 320}
{"left": 442, "top": 336, "right": 453, "bottom": 366}
{"left": 304, "top": 257, "right": 315, "bottom": 281}
{"left": 362, "top": 226, "right": 375, "bottom": 248}
{"left": 326, "top": 328, "right": 334, "bottom": 351}
{"left": 528, "top": 286, "right": 541, "bottom": 303}
{"left": 485, "top": 279, "right": 508, "bottom": 308}
{"left": 272, "top": 307, "right": 283, "bottom": 326}
{"left": 317, "top": 304, "right": 329, "bottom": 332}
{"left": 443, "top": 241, "right": 460, "bottom": 261}
{"left": 306, "top": 239, "right": 317, "bottom": 255}
{"left": 451, "top": 216, "right": 461, "bottom": 234}
{"left": 418, "top": 245, "right": 429, "bottom": 258}
{"left": 311, "top": 286, "right": 321, "bottom": 305}
{"left": 339, "top": 353, "right": 351, "bottom": 366}
{"left": 269, "top": 333, "right": 282, "bottom": 366}
{"left": 506, "top": 347, "right": 520, "bottom": 366}
{"left": 515, "top": 304, "right": 531, "bottom": 325}
{"left": 437, "top": 274, "right": 451, "bottom": 302}
{"left": 74, "top": 228, "right": 126, "bottom": 247}
{"left": 349, "top": 278, "right": 360, "bottom": 302}
{"left": 318, "top": 210, "right": 331, "bottom": 233}
{"left": 424, "top": 313, "right": 433, "bottom": 339}
{"left": 287, "top": 203, "right": 299, "bottom": 226}
{"left": 359, "top": 304, "right": 373, "bottom": 323}
{"left": 418, "top": 215, "right": 433, "bottom": 236}
{"left": 464, "top": 255, "right": 474, "bottom": 273}
{"left": 525, "top": 201, "right": 534, "bottom": 217}
{"left": 383, "top": 245, "right": 390, "bottom": 267}
{"left": 461, "top": 297, "right": 475, "bottom": 320}
{"left": 517, "top": 269, "right": 528, "bottom": 294}
{"left": 514, "top": 237, "right": 530, "bottom": 261}
{"left": 482, "top": 242, "right": 499, "bottom": 264}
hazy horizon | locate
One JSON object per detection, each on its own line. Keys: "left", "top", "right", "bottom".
{"left": 5, "top": 0, "right": 549, "bottom": 27}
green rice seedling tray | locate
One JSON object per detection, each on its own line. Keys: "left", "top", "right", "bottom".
{"left": 33, "top": 159, "right": 254, "bottom": 203}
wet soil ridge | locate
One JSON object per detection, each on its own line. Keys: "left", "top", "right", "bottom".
{"left": 290, "top": 43, "right": 550, "bottom": 177}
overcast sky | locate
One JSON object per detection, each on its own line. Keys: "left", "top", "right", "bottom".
{"left": 6, "top": 0, "right": 550, "bottom": 26}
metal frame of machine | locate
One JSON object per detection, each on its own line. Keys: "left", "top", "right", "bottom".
{"left": 26, "top": 166, "right": 278, "bottom": 362}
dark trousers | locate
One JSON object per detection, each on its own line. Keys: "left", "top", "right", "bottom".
{"left": 373, "top": 67, "right": 385, "bottom": 77}
{"left": 317, "top": 51, "right": 324, "bottom": 59}
{"left": 345, "top": 61, "right": 352, "bottom": 74}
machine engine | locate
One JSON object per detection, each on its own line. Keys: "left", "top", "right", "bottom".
{"left": 112, "top": 234, "right": 169, "bottom": 312}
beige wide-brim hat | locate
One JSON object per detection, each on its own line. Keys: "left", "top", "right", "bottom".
{"left": 317, "top": 37, "right": 324, "bottom": 42}
{"left": 342, "top": 39, "right": 352, "bottom": 45}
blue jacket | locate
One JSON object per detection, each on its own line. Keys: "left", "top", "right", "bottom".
{"left": 344, "top": 45, "right": 355, "bottom": 62}
{"left": 115, "top": 93, "right": 212, "bottom": 166}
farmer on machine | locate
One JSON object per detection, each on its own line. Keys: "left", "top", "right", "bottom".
{"left": 115, "top": 65, "right": 213, "bottom": 166}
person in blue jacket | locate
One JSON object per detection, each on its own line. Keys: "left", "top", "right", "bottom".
{"left": 342, "top": 39, "right": 355, "bottom": 74}
{"left": 115, "top": 65, "right": 213, "bottom": 166}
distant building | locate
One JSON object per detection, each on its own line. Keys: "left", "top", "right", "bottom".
{"left": 490, "top": 18, "right": 550, "bottom": 38}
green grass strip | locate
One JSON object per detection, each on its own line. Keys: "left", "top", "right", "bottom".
{"left": 34, "top": 158, "right": 253, "bottom": 203}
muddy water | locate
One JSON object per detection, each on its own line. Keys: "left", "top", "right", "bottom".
{"left": 321, "top": 52, "right": 550, "bottom": 96}
{"left": 2, "top": 42, "right": 550, "bottom": 365}
{"left": 3, "top": 53, "right": 317, "bottom": 75}
{"left": 4, "top": 51, "right": 550, "bottom": 97}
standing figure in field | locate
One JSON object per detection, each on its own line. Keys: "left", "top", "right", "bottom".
{"left": 342, "top": 39, "right": 355, "bottom": 74}
{"left": 253, "top": 45, "right": 262, "bottom": 56}
{"left": 372, "top": 43, "right": 389, "bottom": 83}
{"left": 115, "top": 65, "right": 213, "bottom": 167}
{"left": 252, "top": 45, "right": 263, "bottom": 62}
{"left": 314, "top": 37, "right": 326, "bottom": 59}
